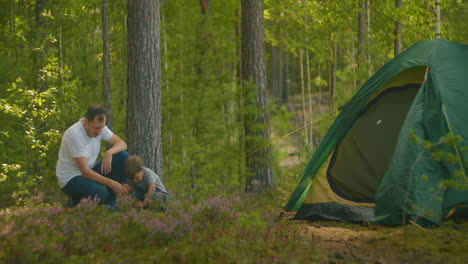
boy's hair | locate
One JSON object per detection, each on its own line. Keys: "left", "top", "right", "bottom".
{"left": 85, "top": 104, "right": 106, "bottom": 122}
{"left": 125, "top": 155, "right": 144, "bottom": 179}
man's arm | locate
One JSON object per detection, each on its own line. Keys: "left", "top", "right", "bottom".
{"left": 101, "top": 134, "right": 127, "bottom": 175}
{"left": 75, "top": 157, "right": 128, "bottom": 195}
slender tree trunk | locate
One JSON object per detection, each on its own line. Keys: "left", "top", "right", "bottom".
{"left": 126, "top": 0, "right": 163, "bottom": 179}
{"left": 278, "top": 47, "right": 283, "bottom": 106}
{"left": 241, "top": 0, "right": 273, "bottom": 191}
{"left": 318, "top": 62, "right": 322, "bottom": 106}
{"left": 161, "top": 3, "right": 171, "bottom": 179}
{"left": 189, "top": 0, "right": 210, "bottom": 189}
{"left": 282, "top": 51, "right": 289, "bottom": 105}
{"left": 329, "top": 43, "right": 337, "bottom": 108}
{"left": 306, "top": 50, "right": 313, "bottom": 148}
{"left": 270, "top": 44, "right": 277, "bottom": 101}
{"left": 34, "top": 0, "right": 48, "bottom": 92}
{"left": 179, "top": 5, "right": 186, "bottom": 176}
{"left": 59, "top": 24, "right": 64, "bottom": 85}
{"left": 394, "top": 0, "right": 402, "bottom": 56}
{"left": 358, "top": 1, "right": 366, "bottom": 56}
{"left": 351, "top": 36, "right": 357, "bottom": 89}
{"left": 435, "top": 0, "right": 441, "bottom": 38}
{"left": 367, "top": 0, "right": 372, "bottom": 77}
{"left": 102, "top": 0, "right": 113, "bottom": 131}
{"left": 299, "top": 50, "right": 308, "bottom": 146}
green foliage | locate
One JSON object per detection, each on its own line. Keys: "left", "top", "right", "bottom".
{"left": 0, "top": 1, "right": 77, "bottom": 204}
{"left": 407, "top": 130, "right": 468, "bottom": 224}
{"left": 0, "top": 36, "right": 79, "bottom": 206}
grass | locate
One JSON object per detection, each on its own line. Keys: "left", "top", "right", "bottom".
{"left": 2, "top": 189, "right": 468, "bottom": 263}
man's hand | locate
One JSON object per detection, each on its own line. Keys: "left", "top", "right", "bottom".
{"left": 109, "top": 181, "right": 128, "bottom": 195}
{"left": 101, "top": 150, "right": 113, "bottom": 175}
{"left": 122, "top": 183, "right": 133, "bottom": 192}
{"left": 135, "top": 200, "right": 145, "bottom": 208}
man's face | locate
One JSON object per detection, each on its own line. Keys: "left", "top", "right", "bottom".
{"left": 83, "top": 117, "right": 106, "bottom": 138}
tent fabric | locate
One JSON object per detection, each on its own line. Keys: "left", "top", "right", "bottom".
{"left": 283, "top": 39, "right": 468, "bottom": 227}
{"left": 328, "top": 84, "right": 420, "bottom": 203}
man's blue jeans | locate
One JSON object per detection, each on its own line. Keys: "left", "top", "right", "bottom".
{"left": 62, "top": 151, "right": 130, "bottom": 207}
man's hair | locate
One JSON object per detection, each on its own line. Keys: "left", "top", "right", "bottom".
{"left": 125, "top": 155, "right": 144, "bottom": 179}
{"left": 85, "top": 104, "right": 106, "bottom": 122}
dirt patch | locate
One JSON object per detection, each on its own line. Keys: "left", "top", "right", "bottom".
{"left": 297, "top": 222, "right": 411, "bottom": 264}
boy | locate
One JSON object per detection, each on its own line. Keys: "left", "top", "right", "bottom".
{"left": 124, "top": 155, "right": 168, "bottom": 210}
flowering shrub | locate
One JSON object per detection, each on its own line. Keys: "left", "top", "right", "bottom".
{"left": 0, "top": 190, "right": 322, "bottom": 263}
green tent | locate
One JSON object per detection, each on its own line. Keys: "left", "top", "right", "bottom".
{"left": 282, "top": 39, "right": 468, "bottom": 227}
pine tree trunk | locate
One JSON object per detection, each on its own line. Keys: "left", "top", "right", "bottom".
{"left": 299, "top": 50, "right": 309, "bottom": 146}
{"left": 269, "top": 44, "right": 274, "bottom": 98}
{"left": 126, "top": 0, "right": 163, "bottom": 179}
{"left": 102, "top": 0, "right": 113, "bottom": 131}
{"left": 367, "top": 0, "right": 372, "bottom": 77}
{"left": 318, "top": 62, "right": 322, "bottom": 107}
{"left": 435, "top": 0, "right": 441, "bottom": 38}
{"left": 241, "top": 0, "right": 273, "bottom": 191}
{"left": 358, "top": 1, "right": 366, "bottom": 56}
{"left": 394, "top": 0, "right": 402, "bottom": 56}
{"left": 282, "top": 50, "right": 289, "bottom": 105}
{"left": 306, "top": 50, "right": 313, "bottom": 148}
{"left": 34, "top": 0, "right": 48, "bottom": 92}
{"left": 189, "top": 0, "right": 210, "bottom": 189}
{"left": 278, "top": 47, "right": 283, "bottom": 106}
{"left": 161, "top": 6, "right": 171, "bottom": 179}
{"left": 329, "top": 43, "right": 337, "bottom": 108}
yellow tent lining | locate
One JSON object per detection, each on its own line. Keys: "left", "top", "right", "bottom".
{"left": 371, "top": 65, "right": 426, "bottom": 101}
{"left": 304, "top": 156, "right": 374, "bottom": 208}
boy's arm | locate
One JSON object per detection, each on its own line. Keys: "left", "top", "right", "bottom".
{"left": 138, "top": 184, "right": 156, "bottom": 207}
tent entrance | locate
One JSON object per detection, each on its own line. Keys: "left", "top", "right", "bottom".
{"left": 327, "top": 83, "right": 421, "bottom": 203}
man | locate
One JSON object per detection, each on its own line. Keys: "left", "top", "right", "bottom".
{"left": 56, "top": 104, "right": 129, "bottom": 207}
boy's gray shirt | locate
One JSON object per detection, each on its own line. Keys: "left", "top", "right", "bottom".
{"left": 131, "top": 167, "right": 168, "bottom": 193}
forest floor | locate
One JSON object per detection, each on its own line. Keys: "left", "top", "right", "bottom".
{"left": 295, "top": 220, "right": 468, "bottom": 264}
{"left": 267, "top": 200, "right": 468, "bottom": 264}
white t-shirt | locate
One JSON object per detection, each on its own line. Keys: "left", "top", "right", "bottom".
{"left": 56, "top": 118, "right": 113, "bottom": 188}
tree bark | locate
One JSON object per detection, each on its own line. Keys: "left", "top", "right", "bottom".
{"left": 394, "top": 0, "right": 402, "bottom": 56}
{"left": 366, "top": 0, "right": 372, "bottom": 77}
{"left": 189, "top": 0, "right": 211, "bottom": 189}
{"left": 306, "top": 50, "right": 313, "bottom": 148}
{"left": 435, "top": 0, "right": 441, "bottom": 38}
{"left": 126, "top": 0, "right": 163, "bottom": 179}
{"left": 358, "top": 1, "right": 366, "bottom": 56}
{"left": 299, "top": 50, "right": 308, "bottom": 146}
{"left": 102, "top": 0, "right": 113, "bottom": 131}
{"left": 241, "top": 0, "right": 273, "bottom": 191}
{"left": 34, "top": 0, "right": 48, "bottom": 92}
{"left": 281, "top": 50, "right": 289, "bottom": 105}
{"left": 329, "top": 43, "right": 337, "bottom": 108}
